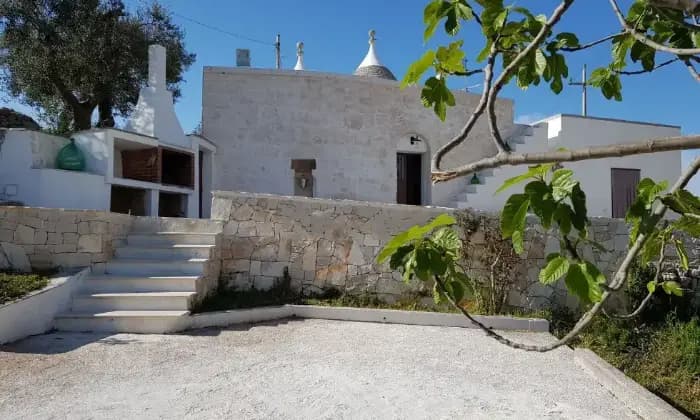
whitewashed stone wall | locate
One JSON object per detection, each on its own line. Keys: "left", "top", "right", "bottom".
{"left": 202, "top": 68, "right": 515, "bottom": 207}
{"left": 0, "top": 206, "right": 132, "bottom": 271}
{"left": 212, "top": 191, "right": 698, "bottom": 309}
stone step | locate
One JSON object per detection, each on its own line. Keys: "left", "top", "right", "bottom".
{"left": 114, "top": 245, "right": 215, "bottom": 260}
{"left": 127, "top": 232, "right": 217, "bottom": 246}
{"left": 54, "top": 310, "right": 190, "bottom": 333}
{"left": 105, "top": 258, "right": 207, "bottom": 276}
{"left": 84, "top": 275, "right": 199, "bottom": 293}
{"left": 72, "top": 292, "right": 195, "bottom": 312}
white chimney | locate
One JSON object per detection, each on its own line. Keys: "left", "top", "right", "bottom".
{"left": 148, "top": 45, "right": 167, "bottom": 89}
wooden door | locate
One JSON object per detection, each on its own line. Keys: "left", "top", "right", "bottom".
{"left": 397, "top": 153, "right": 422, "bottom": 205}
{"left": 611, "top": 168, "right": 640, "bottom": 218}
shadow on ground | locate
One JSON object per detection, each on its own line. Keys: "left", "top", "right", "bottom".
{"left": 0, "top": 317, "right": 298, "bottom": 355}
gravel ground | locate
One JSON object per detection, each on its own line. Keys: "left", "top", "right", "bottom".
{"left": 0, "top": 318, "right": 636, "bottom": 419}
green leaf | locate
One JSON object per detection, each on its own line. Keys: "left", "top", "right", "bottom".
{"left": 432, "top": 227, "right": 460, "bottom": 261}
{"left": 423, "top": 0, "right": 447, "bottom": 41}
{"left": 501, "top": 194, "right": 530, "bottom": 254}
{"left": 674, "top": 239, "right": 689, "bottom": 271}
{"left": 377, "top": 214, "right": 455, "bottom": 264}
{"left": 640, "top": 230, "right": 662, "bottom": 266}
{"left": 435, "top": 41, "right": 465, "bottom": 73}
{"left": 671, "top": 215, "right": 700, "bottom": 236}
{"left": 389, "top": 244, "right": 414, "bottom": 270}
{"left": 553, "top": 203, "right": 573, "bottom": 235}
{"left": 493, "top": 8, "right": 509, "bottom": 31}
{"left": 692, "top": 32, "right": 700, "bottom": 48}
{"left": 402, "top": 50, "right": 435, "bottom": 88}
{"left": 646, "top": 281, "right": 657, "bottom": 294}
{"left": 421, "top": 76, "right": 455, "bottom": 121}
{"left": 534, "top": 49, "right": 547, "bottom": 76}
{"left": 565, "top": 264, "right": 590, "bottom": 303}
{"left": 661, "top": 281, "right": 683, "bottom": 297}
{"left": 476, "top": 40, "right": 493, "bottom": 62}
{"left": 553, "top": 32, "right": 579, "bottom": 49}
{"left": 551, "top": 168, "right": 577, "bottom": 201}
{"left": 539, "top": 254, "right": 570, "bottom": 285}
{"left": 444, "top": 7, "right": 459, "bottom": 35}
{"left": 496, "top": 163, "right": 553, "bottom": 193}
{"left": 661, "top": 189, "right": 700, "bottom": 216}
{"left": 570, "top": 184, "right": 588, "bottom": 231}
{"left": 525, "top": 180, "right": 555, "bottom": 228}
{"left": 565, "top": 262, "right": 605, "bottom": 304}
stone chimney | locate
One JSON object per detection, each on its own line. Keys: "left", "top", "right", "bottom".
{"left": 236, "top": 49, "right": 251, "bottom": 67}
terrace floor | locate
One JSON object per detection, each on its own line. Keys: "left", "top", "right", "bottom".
{"left": 0, "top": 318, "right": 636, "bottom": 419}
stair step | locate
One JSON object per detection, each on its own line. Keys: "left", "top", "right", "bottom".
{"left": 127, "top": 232, "right": 217, "bottom": 246}
{"left": 54, "top": 310, "right": 189, "bottom": 333}
{"left": 72, "top": 292, "right": 195, "bottom": 312}
{"left": 85, "top": 275, "right": 198, "bottom": 293}
{"left": 115, "top": 245, "right": 214, "bottom": 260}
{"left": 105, "top": 258, "right": 207, "bottom": 276}
{"left": 465, "top": 185, "right": 478, "bottom": 194}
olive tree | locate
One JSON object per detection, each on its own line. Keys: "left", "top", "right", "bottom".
{"left": 380, "top": 0, "right": 700, "bottom": 352}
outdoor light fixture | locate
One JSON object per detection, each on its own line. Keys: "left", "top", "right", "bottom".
{"left": 410, "top": 136, "right": 422, "bottom": 145}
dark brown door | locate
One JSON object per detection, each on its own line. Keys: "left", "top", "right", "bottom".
{"left": 397, "top": 153, "right": 422, "bottom": 205}
{"left": 611, "top": 168, "right": 641, "bottom": 218}
{"left": 198, "top": 150, "right": 204, "bottom": 218}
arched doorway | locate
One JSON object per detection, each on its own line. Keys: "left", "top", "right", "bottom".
{"left": 396, "top": 135, "right": 430, "bottom": 205}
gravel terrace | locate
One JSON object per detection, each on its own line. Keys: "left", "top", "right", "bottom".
{"left": 0, "top": 318, "right": 637, "bottom": 419}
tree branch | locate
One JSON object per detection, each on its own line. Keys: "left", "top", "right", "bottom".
{"left": 432, "top": 135, "right": 700, "bottom": 183}
{"left": 616, "top": 58, "right": 678, "bottom": 74}
{"left": 609, "top": 0, "right": 700, "bottom": 55}
{"left": 608, "top": 236, "right": 667, "bottom": 319}
{"left": 483, "top": 0, "right": 574, "bottom": 153}
{"left": 449, "top": 69, "right": 484, "bottom": 77}
{"left": 435, "top": 155, "right": 700, "bottom": 352}
{"left": 431, "top": 50, "right": 497, "bottom": 172}
{"left": 560, "top": 33, "right": 621, "bottom": 52}
{"left": 682, "top": 58, "right": 700, "bottom": 81}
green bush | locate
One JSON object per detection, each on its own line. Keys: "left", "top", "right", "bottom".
{"left": 0, "top": 272, "right": 50, "bottom": 304}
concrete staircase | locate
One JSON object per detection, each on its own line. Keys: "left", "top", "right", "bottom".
{"left": 55, "top": 227, "right": 219, "bottom": 334}
{"left": 451, "top": 124, "right": 542, "bottom": 212}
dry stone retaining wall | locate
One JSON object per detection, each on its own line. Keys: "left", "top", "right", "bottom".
{"left": 212, "top": 191, "right": 698, "bottom": 309}
{"left": 0, "top": 206, "right": 132, "bottom": 271}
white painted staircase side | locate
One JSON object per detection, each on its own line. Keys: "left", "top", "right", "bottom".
{"left": 452, "top": 123, "right": 548, "bottom": 212}
{"left": 54, "top": 228, "right": 219, "bottom": 334}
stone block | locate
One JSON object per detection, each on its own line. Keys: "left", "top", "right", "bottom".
{"left": 0, "top": 242, "right": 31, "bottom": 272}
{"left": 231, "top": 204, "right": 255, "bottom": 221}
{"left": 256, "top": 222, "right": 275, "bottom": 237}
{"left": 363, "top": 234, "right": 380, "bottom": 247}
{"left": 33, "top": 230, "right": 47, "bottom": 245}
{"left": 348, "top": 242, "right": 365, "bottom": 266}
{"left": 77, "top": 234, "right": 102, "bottom": 252}
{"left": 250, "top": 260, "right": 262, "bottom": 275}
{"left": 251, "top": 243, "right": 278, "bottom": 261}
{"left": 55, "top": 220, "right": 78, "bottom": 233}
{"left": 0, "top": 229, "right": 13, "bottom": 242}
{"left": 253, "top": 276, "right": 276, "bottom": 290}
{"left": 53, "top": 253, "right": 92, "bottom": 267}
{"left": 302, "top": 245, "right": 317, "bottom": 271}
{"left": 317, "top": 239, "right": 334, "bottom": 257}
{"left": 230, "top": 238, "right": 257, "bottom": 258}
{"left": 89, "top": 221, "right": 109, "bottom": 234}
{"left": 78, "top": 222, "right": 90, "bottom": 235}
{"left": 226, "top": 259, "right": 250, "bottom": 273}
{"left": 237, "top": 221, "right": 257, "bottom": 237}
{"left": 47, "top": 232, "right": 61, "bottom": 245}
{"left": 21, "top": 216, "right": 44, "bottom": 229}
{"left": 223, "top": 221, "right": 239, "bottom": 235}
{"left": 54, "top": 244, "right": 77, "bottom": 253}
{"left": 14, "top": 225, "right": 35, "bottom": 245}
{"left": 261, "top": 261, "right": 286, "bottom": 277}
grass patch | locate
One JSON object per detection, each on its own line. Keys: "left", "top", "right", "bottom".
{"left": 571, "top": 315, "right": 700, "bottom": 418}
{"left": 0, "top": 271, "right": 51, "bottom": 305}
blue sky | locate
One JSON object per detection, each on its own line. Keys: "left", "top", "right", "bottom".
{"left": 2, "top": 0, "right": 698, "bottom": 190}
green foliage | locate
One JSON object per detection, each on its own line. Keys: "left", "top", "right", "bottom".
{"left": 377, "top": 214, "right": 474, "bottom": 306}
{"left": 0, "top": 272, "right": 50, "bottom": 304}
{"left": 0, "top": 0, "right": 195, "bottom": 131}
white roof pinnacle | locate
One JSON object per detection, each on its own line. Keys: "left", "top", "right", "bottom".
{"left": 358, "top": 29, "right": 382, "bottom": 68}
{"left": 294, "top": 41, "right": 305, "bottom": 71}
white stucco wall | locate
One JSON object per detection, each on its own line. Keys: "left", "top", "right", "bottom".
{"left": 36, "top": 169, "right": 110, "bottom": 211}
{"left": 202, "top": 68, "right": 514, "bottom": 206}
{"left": 0, "top": 129, "right": 40, "bottom": 204}
{"left": 0, "top": 268, "right": 89, "bottom": 344}
{"left": 549, "top": 115, "right": 682, "bottom": 218}
{"left": 461, "top": 115, "right": 682, "bottom": 217}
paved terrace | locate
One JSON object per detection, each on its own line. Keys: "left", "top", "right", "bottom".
{"left": 0, "top": 319, "right": 636, "bottom": 419}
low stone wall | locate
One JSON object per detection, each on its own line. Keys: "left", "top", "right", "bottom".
{"left": 0, "top": 206, "right": 133, "bottom": 271}
{"left": 212, "top": 191, "right": 698, "bottom": 309}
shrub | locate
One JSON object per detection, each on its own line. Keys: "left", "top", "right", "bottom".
{"left": 0, "top": 272, "right": 50, "bottom": 304}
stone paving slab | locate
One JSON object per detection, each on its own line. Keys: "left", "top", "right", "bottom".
{"left": 0, "top": 319, "right": 637, "bottom": 419}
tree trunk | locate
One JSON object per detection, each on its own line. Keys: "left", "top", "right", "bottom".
{"left": 72, "top": 104, "right": 94, "bottom": 131}
{"left": 96, "top": 97, "right": 115, "bottom": 128}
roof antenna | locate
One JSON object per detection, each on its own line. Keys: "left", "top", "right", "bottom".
{"left": 275, "top": 34, "right": 281, "bottom": 69}
{"left": 568, "top": 64, "right": 588, "bottom": 117}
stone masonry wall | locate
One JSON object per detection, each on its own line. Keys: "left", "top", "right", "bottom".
{"left": 212, "top": 191, "right": 699, "bottom": 310}
{"left": 0, "top": 206, "right": 133, "bottom": 271}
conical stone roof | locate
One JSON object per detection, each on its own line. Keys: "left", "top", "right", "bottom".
{"left": 354, "top": 30, "right": 396, "bottom": 81}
